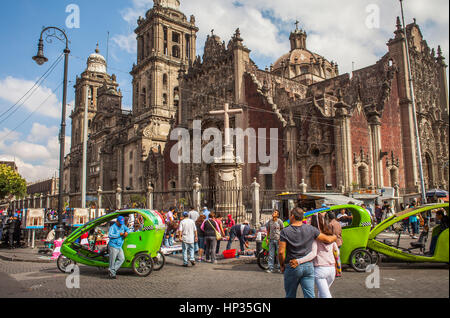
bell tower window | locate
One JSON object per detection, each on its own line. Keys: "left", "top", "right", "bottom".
{"left": 172, "top": 32, "right": 180, "bottom": 43}
{"left": 174, "top": 87, "right": 179, "bottom": 107}
{"left": 163, "top": 27, "right": 168, "bottom": 55}
{"left": 185, "top": 34, "right": 191, "bottom": 59}
{"left": 172, "top": 45, "right": 180, "bottom": 58}
{"left": 142, "top": 87, "right": 146, "bottom": 107}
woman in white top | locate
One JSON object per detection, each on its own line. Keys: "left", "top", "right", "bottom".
{"left": 290, "top": 213, "right": 339, "bottom": 298}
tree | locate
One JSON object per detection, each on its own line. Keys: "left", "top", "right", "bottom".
{"left": 0, "top": 164, "right": 27, "bottom": 201}
{"left": 130, "top": 194, "right": 146, "bottom": 208}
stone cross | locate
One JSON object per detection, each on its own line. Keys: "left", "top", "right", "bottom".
{"left": 209, "top": 103, "right": 243, "bottom": 147}
{"left": 295, "top": 20, "right": 300, "bottom": 30}
{"left": 209, "top": 103, "right": 243, "bottom": 162}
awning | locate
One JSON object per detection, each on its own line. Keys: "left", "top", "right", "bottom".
{"left": 351, "top": 194, "right": 379, "bottom": 200}
{"left": 305, "top": 193, "right": 364, "bottom": 206}
{"left": 426, "top": 189, "right": 448, "bottom": 198}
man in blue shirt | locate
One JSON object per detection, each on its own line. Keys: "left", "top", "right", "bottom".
{"left": 202, "top": 207, "right": 210, "bottom": 220}
{"left": 108, "top": 216, "right": 130, "bottom": 279}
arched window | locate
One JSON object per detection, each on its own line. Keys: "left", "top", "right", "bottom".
{"left": 163, "top": 27, "right": 168, "bottom": 55}
{"left": 424, "top": 153, "right": 434, "bottom": 188}
{"left": 172, "top": 45, "right": 180, "bottom": 58}
{"left": 170, "top": 180, "right": 176, "bottom": 197}
{"left": 309, "top": 165, "right": 325, "bottom": 191}
{"left": 173, "top": 87, "right": 179, "bottom": 107}
{"left": 142, "top": 87, "right": 146, "bottom": 107}
{"left": 163, "top": 74, "right": 168, "bottom": 88}
{"left": 390, "top": 167, "right": 399, "bottom": 188}
{"left": 163, "top": 93, "right": 168, "bottom": 105}
{"left": 358, "top": 165, "right": 369, "bottom": 189}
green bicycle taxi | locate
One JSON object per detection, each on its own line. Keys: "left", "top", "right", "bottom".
{"left": 58, "top": 209, "right": 166, "bottom": 277}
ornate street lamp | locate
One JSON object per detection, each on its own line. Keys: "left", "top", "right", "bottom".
{"left": 32, "top": 26, "right": 70, "bottom": 239}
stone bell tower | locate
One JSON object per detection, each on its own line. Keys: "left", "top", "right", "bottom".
{"left": 130, "top": 0, "right": 198, "bottom": 164}
{"left": 130, "top": 0, "right": 198, "bottom": 120}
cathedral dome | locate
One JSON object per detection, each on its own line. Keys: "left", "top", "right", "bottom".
{"left": 86, "top": 45, "right": 107, "bottom": 74}
{"left": 272, "top": 28, "right": 338, "bottom": 84}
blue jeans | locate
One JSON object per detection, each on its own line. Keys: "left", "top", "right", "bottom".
{"left": 164, "top": 233, "right": 175, "bottom": 247}
{"left": 284, "top": 261, "right": 315, "bottom": 298}
{"left": 268, "top": 240, "right": 279, "bottom": 271}
{"left": 411, "top": 222, "right": 419, "bottom": 235}
{"left": 182, "top": 242, "right": 195, "bottom": 265}
{"left": 226, "top": 232, "right": 245, "bottom": 251}
{"left": 108, "top": 246, "right": 125, "bottom": 276}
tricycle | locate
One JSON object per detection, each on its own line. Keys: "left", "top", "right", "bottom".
{"left": 58, "top": 209, "right": 166, "bottom": 277}
{"left": 258, "top": 205, "right": 374, "bottom": 272}
{"left": 367, "top": 203, "right": 449, "bottom": 264}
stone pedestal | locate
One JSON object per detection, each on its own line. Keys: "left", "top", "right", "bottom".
{"left": 213, "top": 159, "right": 245, "bottom": 222}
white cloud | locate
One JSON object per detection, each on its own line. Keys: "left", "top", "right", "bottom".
{"left": 0, "top": 128, "right": 21, "bottom": 149}
{"left": 0, "top": 122, "right": 71, "bottom": 183}
{"left": 0, "top": 76, "right": 61, "bottom": 119}
{"left": 3, "top": 141, "right": 51, "bottom": 162}
{"left": 0, "top": 155, "right": 57, "bottom": 183}
{"left": 113, "top": 0, "right": 448, "bottom": 76}
{"left": 112, "top": 33, "right": 137, "bottom": 54}
{"left": 27, "top": 123, "right": 59, "bottom": 143}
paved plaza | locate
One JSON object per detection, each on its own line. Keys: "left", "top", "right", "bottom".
{"left": 0, "top": 241, "right": 448, "bottom": 299}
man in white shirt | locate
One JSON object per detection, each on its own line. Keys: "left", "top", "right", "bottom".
{"left": 178, "top": 212, "right": 198, "bottom": 267}
{"left": 188, "top": 207, "right": 200, "bottom": 222}
{"left": 337, "top": 209, "right": 353, "bottom": 228}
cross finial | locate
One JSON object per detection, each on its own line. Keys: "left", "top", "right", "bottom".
{"left": 95, "top": 42, "right": 100, "bottom": 54}
{"left": 211, "top": 29, "right": 214, "bottom": 36}
{"left": 295, "top": 20, "right": 300, "bottom": 30}
{"left": 209, "top": 103, "right": 243, "bottom": 162}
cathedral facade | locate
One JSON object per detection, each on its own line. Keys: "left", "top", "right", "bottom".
{"left": 64, "top": 0, "right": 449, "bottom": 209}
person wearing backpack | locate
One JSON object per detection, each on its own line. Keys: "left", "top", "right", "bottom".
{"left": 200, "top": 212, "right": 221, "bottom": 263}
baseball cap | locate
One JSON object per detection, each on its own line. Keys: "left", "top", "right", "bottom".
{"left": 117, "top": 216, "right": 125, "bottom": 225}
{"left": 183, "top": 212, "right": 189, "bottom": 217}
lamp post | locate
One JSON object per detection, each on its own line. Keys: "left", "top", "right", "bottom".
{"left": 33, "top": 26, "right": 70, "bottom": 239}
{"left": 398, "top": 0, "right": 427, "bottom": 205}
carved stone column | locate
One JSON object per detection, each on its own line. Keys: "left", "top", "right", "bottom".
{"left": 116, "top": 184, "right": 122, "bottom": 210}
{"left": 251, "top": 178, "right": 260, "bottom": 228}
{"left": 367, "top": 108, "right": 384, "bottom": 189}
{"left": 299, "top": 179, "right": 307, "bottom": 194}
{"left": 46, "top": 192, "right": 50, "bottom": 209}
{"left": 193, "top": 177, "right": 201, "bottom": 213}
{"left": 334, "top": 96, "right": 353, "bottom": 192}
{"left": 146, "top": 182, "right": 153, "bottom": 210}
{"left": 97, "top": 186, "right": 103, "bottom": 210}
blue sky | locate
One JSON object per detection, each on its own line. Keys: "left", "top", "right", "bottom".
{"left": 0, "top": 0, "right": 448, "bottom": 182}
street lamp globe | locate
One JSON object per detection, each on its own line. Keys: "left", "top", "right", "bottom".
{"left": 32, "top": 39, "right": 48, "bottom": 65}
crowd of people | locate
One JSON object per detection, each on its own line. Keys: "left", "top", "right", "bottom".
{"left": 261, "top": 207, "right": 343, "bottom": 298}
{"left": 159, "top": 206, "right": 252, "bottom": 266}
{"left": 0, "top": 211, "right": 23, "bottom": 249}
{"left": 2, "top": 200, "right": 448, "bottom": 296}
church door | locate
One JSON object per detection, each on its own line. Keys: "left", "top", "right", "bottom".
{"left": 309, "top": 165, "right": 325, "bottom": 191}
{"left": 424, "top": 153, "right": 434, "bottom": 189}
